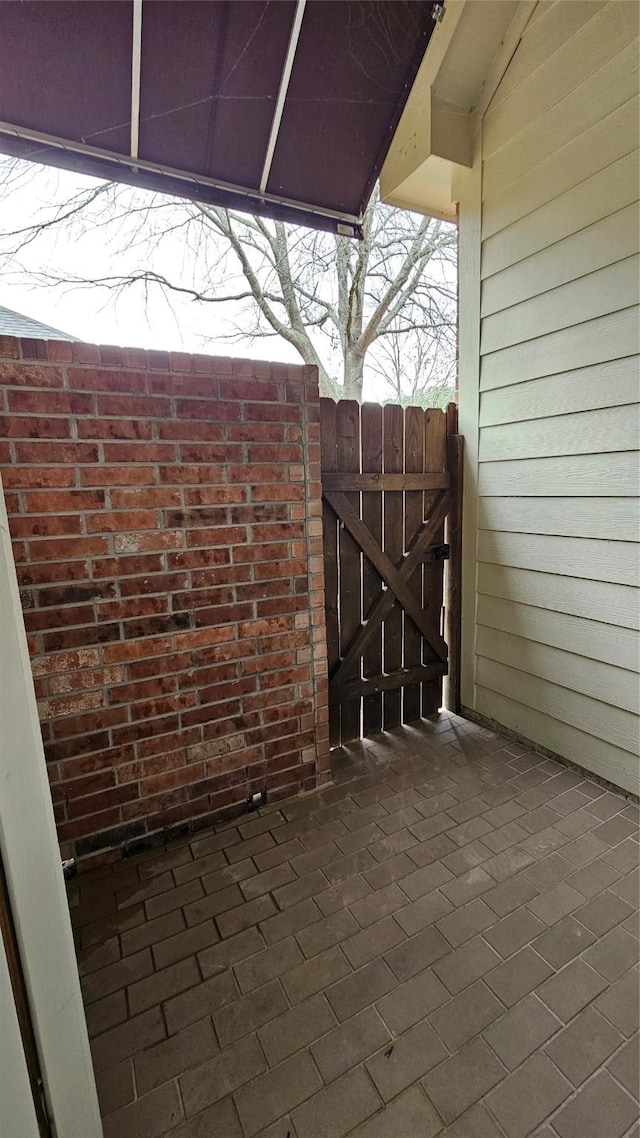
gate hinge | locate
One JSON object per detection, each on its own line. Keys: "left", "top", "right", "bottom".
{"left": 433, "top": 543, "right": 450, "bottom": 561}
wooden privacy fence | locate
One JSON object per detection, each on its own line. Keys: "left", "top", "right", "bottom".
{"left": 321, "top": 399, "right": 462, "bottom": 748}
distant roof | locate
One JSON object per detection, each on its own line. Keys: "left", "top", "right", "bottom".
{"left": 0, "top": 304, "right": 76, "bottom": 341}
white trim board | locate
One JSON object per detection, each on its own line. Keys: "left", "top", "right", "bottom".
{"left": 0, "top": 478, "right": 102, "bottom": 1137}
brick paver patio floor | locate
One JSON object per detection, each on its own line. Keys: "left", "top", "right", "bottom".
{"left": 70, "top": 713, "right": 640, "bottom": 1137}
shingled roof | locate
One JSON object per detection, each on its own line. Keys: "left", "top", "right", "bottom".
{"left": 0, "top": 304, "right": 76, "bottom": 341}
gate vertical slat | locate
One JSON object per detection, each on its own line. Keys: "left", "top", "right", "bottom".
{"left": 320, "top": 398, "right": 341, "bottom": 747}
{"left": 422, "top": 409, "right": 448, "bottom": 717}
{"left": 402, "top": 405, "right": 425, "bottom": 724}
{"left": 361, "top": 404, "right": 384, "bottom": 736}
{"left": 336, "top": 401, "right": 362, "bottom": 743}
{"left": 383, "top": 404, "right": 404, "bottom": 730}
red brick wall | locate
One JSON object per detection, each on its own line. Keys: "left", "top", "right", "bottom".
{"left": 0, "top": 337, "right": 330, "bottom": 868}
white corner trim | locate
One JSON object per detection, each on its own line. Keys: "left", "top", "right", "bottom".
{"left": 452, "top": 138, "right": 482, "bottom": 711}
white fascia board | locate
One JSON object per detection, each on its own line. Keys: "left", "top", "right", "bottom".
{"left": 380, "top": 85, "right": 471, "bottom": 222}
{"left": 382, "top": 153, "right": 458, "bottom": 222}
{"left": 382, "top": 0, "right": 534, "bottom": 220}
{"left": 381, "top": 0, "right": 467, "bottom": 198}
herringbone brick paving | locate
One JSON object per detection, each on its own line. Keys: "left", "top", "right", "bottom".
{"left": 69, "top": 713, "right": 640, "bottom": 1137}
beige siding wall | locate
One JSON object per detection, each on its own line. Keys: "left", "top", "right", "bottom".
{"left": 469, "top": 0, "right": 640, "bottom": 793}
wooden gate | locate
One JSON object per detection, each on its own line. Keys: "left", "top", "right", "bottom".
{"left": 321, "top": 399, "right": 462, "bottom": 747}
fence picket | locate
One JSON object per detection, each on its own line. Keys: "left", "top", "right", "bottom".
{"left": 403, "top": 405, "right": 426, "bottom": 723}
{"left": 361, "top": 403, "right": 384, "bottom": 736}
{"left": 336, "top": 401, "right": 362, "bottom": 743}
{"left": 383, "top": 404, "right": 404, "bottom": 730}
{"left": 422, "top": 409, "right": 448, "bottom": 717}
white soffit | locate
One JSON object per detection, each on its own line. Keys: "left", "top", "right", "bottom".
{"left": 381, "top": 0, "right": 533, "bottom": 220}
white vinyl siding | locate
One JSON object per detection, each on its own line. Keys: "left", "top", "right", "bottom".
{"left": 469, "top": 0, "right": 640, "bottom": 793}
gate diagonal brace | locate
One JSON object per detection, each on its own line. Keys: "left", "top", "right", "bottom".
{"left": 325, "top": 488, "right": 451, "bottom": 688}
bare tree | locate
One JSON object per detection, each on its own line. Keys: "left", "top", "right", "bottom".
{"left": 368, "top": 320, "right": 457, "bottom": 408}
{"left": 0, "top": 160, "right": 456, "bottom": 402}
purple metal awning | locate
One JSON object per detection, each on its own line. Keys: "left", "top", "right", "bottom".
{"left": 0, "top": 0, "right": 436, "bottom": 236}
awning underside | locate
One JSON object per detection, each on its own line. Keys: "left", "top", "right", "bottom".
{"left": 0, "top": 0, "right": 436, "bottom": 236}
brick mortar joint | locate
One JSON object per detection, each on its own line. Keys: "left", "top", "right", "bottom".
{"left": 2, "top": 348, "right": 330, "bottom": 858}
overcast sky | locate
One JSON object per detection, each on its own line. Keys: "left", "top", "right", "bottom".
{"left": 0, "top": 158, "right": 456, "bottom": 402}
{"left": 0, "top": 159, "right": 302, "bottom": 363}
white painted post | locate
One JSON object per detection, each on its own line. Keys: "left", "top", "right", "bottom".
{"left": 0, "top": 476, "right": 103, "bottom": 1137}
